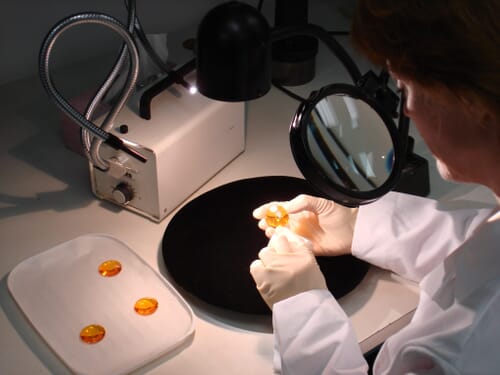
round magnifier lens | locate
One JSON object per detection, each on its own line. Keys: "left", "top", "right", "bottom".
{"left": 290, "top": 83, "right": 404, "bottom": 206}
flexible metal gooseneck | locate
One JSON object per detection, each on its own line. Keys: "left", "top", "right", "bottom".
{"left": 39, "top": 12, "right": 145, "bottom": 169}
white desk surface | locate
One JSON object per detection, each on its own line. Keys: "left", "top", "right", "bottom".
{"left": 0, "top": 42, "right": 497, "bottom": 375}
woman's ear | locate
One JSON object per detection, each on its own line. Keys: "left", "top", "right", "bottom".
{"left": 459, "top": 95, "right": 497, "bottom": 132}
{"left": 475, "top": 104, "right": 500, "bottom": 146}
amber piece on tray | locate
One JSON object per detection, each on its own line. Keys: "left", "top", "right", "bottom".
{"left": 80, "top": 324, "right": 106, "bottom": 344}
{"left": 265, "top": 204, "right": 289, "bottom": 228}
{"left": 134, "top": 297, "right": 159, "bottom": 316}
{"left": 98, "top": 260, "right": 122, "bottom": 277}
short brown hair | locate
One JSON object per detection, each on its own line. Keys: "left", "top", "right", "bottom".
{"left": 351, "top": 0, "right": 499, "bottom": 115}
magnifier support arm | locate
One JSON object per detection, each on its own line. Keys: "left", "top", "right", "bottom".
{"left": 271, "top": 24, "right": 363, "bottom": 85}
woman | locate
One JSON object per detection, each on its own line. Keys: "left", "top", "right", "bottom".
{"left": 250, "top": 1, "right": 500, "bottom": 373}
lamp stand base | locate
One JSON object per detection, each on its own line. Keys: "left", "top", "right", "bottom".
{"left": 272, "top": 57, "right": 316, "bottom": 86}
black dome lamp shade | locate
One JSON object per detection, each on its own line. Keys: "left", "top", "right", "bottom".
{"left": 196, "top": 1, "right": 363, "bottom": 102}
{"left": 196, "top": 2, "right": 272, "bottom": 101}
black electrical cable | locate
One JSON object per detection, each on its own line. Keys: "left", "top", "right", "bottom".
{"left": 272, "top": 82, "right": 306, "bottom": 102}
{"left": 124, "top": 0, "right": 172, "bottom": 73}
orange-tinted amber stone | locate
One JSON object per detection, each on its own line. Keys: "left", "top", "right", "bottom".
{"left": 265, "top": 204, "right": 289, "bottom": 228}
{"left": 80, "top": 324, "right": 106, "bottom": 344}
{"left": 134, "top": 297, "right": 159, "bottom": 316}
{"left": 98, "top": 260, "right": 122, "bottom": 277}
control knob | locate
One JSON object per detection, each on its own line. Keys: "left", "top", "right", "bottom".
{"left": 112, "top": 182, "right": 134, "bottom": 205}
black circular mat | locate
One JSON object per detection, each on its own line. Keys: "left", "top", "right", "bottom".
{"left": 162, "top": 176, "right": 369, "bottom": 315}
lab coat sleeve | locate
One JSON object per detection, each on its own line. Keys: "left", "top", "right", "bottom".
{"left": 272, "top": 289, "right": 368, "bottom": 375}
{"left": 351, "top": 192, "right": 492, "bottom": 282}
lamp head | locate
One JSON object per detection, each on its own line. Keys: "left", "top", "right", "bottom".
{"left": 196, "top": 1, "right": 271, "bottom": 101}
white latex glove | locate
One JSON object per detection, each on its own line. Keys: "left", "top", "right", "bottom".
{"left": 253, "top": 194, "right": 358, "bottom": 257}
{"left": 250, "top": 227, "right": 327, "bottom": 309}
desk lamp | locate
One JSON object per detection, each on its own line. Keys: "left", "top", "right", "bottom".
{"left": 195, "top": 1, "right": 430, "bottom": 206}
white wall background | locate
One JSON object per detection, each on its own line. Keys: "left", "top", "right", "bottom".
{"left": 0, "top": 0, "right": 354, "bottom": 85}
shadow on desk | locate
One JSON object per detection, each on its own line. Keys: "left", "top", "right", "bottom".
{"left": 0, "top": 188, "right": 94, "bottom": 220}
{"left": 1, "top": 128, "right": 96, "bottom": 219}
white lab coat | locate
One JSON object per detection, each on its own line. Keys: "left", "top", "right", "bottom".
{"left": 272, "top": 191, "right": 499, "bottom": 374}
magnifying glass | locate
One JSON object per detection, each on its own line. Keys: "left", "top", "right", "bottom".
{"left": 289, "top": 75, "right": 410, "bottom": 207}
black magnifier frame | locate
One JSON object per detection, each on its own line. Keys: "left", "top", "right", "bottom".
{"left": 290, "top": 82, "right": 409, "bottom": 207}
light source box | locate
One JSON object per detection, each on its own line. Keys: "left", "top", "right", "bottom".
{"left": 90, "top": 80, "right": 245, "bottom": 222}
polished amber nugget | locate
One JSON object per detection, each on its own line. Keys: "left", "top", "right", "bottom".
{"left": 98, "top": 259, "right": 122, "bottom": 277}
{"left": 134, "top": 297, "right": 159, "bottom": 316}
{"left": 80, "top": 324, "right": 106, "bottom": 344}
{"left": 265, "top": 204, "right": 289, "bottom": 228}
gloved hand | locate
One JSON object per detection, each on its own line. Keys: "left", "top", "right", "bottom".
{"left": 253, "top": 194, "right": 358, "bottom": 257}
{"left": 250, "top": 227, "right": 327, "bottom": 309}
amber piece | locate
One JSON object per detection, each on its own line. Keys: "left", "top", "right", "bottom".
{"left": 80, "top": 324, "right": 106, "bottom": 344}
{"left": 265, "top": 204, "right": 289, "bottom": 228}
{"left": 134, "top": 297, "right": 159, "bottom": 316}
{"left": 98, "top": 260, "right": 122, "bottom": 277}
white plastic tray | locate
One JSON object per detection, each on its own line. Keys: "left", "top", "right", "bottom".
{"left": 7, "top": 234, "right": 194, "bottom": 375}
